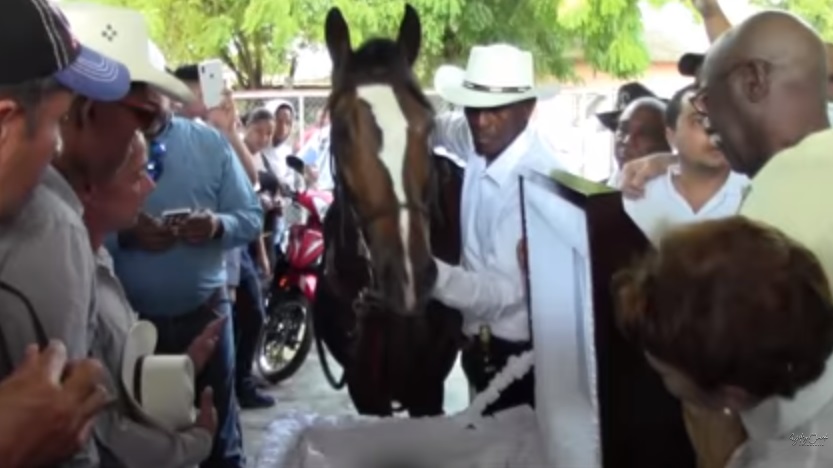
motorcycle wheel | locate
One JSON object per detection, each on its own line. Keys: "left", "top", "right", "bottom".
{"left": 255, "top": 292, "right": 313, "bottom": 384}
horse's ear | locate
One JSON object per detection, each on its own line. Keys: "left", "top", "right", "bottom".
{"left": 397, "top": 3, "right": 421, "bottom": 66}
{"left": 325, "top": 7, "right": 351, "bottom": 69}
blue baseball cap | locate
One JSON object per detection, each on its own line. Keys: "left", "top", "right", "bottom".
{"left": 0, "top": 0, "right": 131, "bottom": 101}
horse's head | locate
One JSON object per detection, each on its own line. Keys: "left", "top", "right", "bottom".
{"left": 325, "top": 4, "right": 436, "bottom": 316}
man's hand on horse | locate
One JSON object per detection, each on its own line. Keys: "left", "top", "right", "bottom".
{"left": 187, "top": 315, "right": 226, "bottom": 374}
{"left": 127, "top": 212, "right": 177, "bottom": 252}
{"left": 178, "top": 210, "right": 221, "bottom": 245}
{"left": 619, "top": 152, "right": 677, "bottom": 199}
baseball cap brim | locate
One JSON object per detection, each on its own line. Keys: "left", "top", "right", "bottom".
{"left": 53, "top": 44, "right": 131, "bottom": 102}
{"left": 678, "top": 53, "right": 705, "bottom": 77}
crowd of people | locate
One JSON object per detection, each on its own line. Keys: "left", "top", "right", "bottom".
{"left": 1, "top": 0, "right": 833, "bottom": 467}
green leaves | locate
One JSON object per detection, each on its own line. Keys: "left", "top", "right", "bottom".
{"left": 74, "top": 0, "right": 681, "bottom": 87}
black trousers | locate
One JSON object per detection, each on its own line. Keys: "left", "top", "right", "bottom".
{"left": 460, "top": 333, "right": 535, "bottom": 415}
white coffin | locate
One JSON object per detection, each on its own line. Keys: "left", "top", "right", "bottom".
{"left": 256, "top": 406, "right": 544, "bottom": 468}
{"left": 256, "top": 170, "right": 694, "bottom": 468}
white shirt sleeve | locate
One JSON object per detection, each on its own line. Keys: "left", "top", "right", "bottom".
{"left": 432, "top": 258, "right": 525, "bottom": 323}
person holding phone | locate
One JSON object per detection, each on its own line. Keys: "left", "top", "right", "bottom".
{"left": 111, "top": 58, "right": 262, "bottom": 468}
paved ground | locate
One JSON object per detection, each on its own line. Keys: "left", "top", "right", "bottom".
{"left": 240, "top": 350, "right": 469, "bottom": 466}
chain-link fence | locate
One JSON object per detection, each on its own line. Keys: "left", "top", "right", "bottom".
{"left": 232, "top": 88, "right": 618, "bottom": 179}
{"left": 233, "top": 89, "right": 453, "bottom": 141}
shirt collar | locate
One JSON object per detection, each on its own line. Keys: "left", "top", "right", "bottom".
{"left": 481, "top": 127, "right": 533, "bottom": 187}
{"left": 42, "top": 165, "right": 83, "bottom": 215}
{"left": 741, "top": 354, "right": 833, "bottom": 440}
{"left": 95, "top": 246, "right": 113, "bottom": 270}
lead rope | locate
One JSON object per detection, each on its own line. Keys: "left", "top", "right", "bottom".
{"left": 453, "top": 349, "right": 535, "bottom": 428}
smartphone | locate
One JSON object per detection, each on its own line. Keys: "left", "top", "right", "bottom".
{"left": 198, "top": 59, "right": 225, "bottom": 109}
{"left": 161, "top": 208, "right": 192, "bottom": 227}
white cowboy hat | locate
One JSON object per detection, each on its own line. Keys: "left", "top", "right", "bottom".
{"left": 121, "top": 321, "right": 196, "bottom": 431}
{"left": 60, "top": 2, "right": 194, "bottom": 103}
{"left": 433, "top": 44, "right": 557, "bottom": 109}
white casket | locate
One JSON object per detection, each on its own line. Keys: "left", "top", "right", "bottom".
{"left": 256, "top": 170, "right": 695, "bottom": 468}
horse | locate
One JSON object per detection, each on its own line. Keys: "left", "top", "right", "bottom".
{"left": 311, "top": 4, "right": 464, "bottom": 417}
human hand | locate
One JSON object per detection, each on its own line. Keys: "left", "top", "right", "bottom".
{"left": 206, "top": 89, "right": 239, "bottom": 135}
{"left": 691, "top": 0, "right": 720, "bottom": 17}
{"left": 178, "top": 210, "right": 220, "bottom": 245}
{"left": 186, "top": 316, "right": 226, "bottom": 374}
{"left": 619, "top": 152, "right": 677, "bottom": 199}
{"left": 259, "top": 193, "right": 274, "bottom": 211}
{"left": 193, "top": 387, "right": 218, "bottom": 436}
{"left": 0, "top": 342, "right": 110, "bottom": 468}
{"left": 125, "top": 212, "right": 177, "bottom": 252}
{"left": 516, "top": 238, "right": 528, "bottom": 275}
{"left": 304, "top": 166, "right": 320, "bottom": 185}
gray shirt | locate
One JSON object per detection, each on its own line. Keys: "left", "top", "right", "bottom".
{"left": 0, "top": 165, "right": 98, "bottom": 467}
{"left": 92, "top": 248, "right": 212, "bottom": 468}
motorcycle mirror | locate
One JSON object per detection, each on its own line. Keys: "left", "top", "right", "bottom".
{"left": 286, "top": 155, "right": 305, "bottom": 174}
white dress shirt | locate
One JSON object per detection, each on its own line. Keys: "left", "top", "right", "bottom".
{"left": 727, "top": 355, "right": 833, "bottom": 468}
{"left": 623, "top": 166, "right": 750, "bottom": 246}
{"left": 430, "top": 112, "right": 566, "bottom": 342}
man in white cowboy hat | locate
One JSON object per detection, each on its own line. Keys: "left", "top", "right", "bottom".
{"left": 79, "top": 4, "right": 262, "bottom": 467}
{"left": 429, "top": 44, "right": 565, "bottom": 414}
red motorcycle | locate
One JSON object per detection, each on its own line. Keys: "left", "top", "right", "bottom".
{"left": 256, "top": 156, "right": 333, "bottom": 384}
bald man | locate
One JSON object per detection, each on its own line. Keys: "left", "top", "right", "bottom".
{"left": 701, "top": 11, "right": 828, "bottom": 175}
{"left": 684, "top": 10, "right": 833, "bottom": 468}
{"left": 696, "top": 0, "right": 833, "bottom": 100}
{"left": 618, "top": 2, "right": 833, "bottom": 197}
{"left": 609, "top": 97, "right": 670, "bottom": 186}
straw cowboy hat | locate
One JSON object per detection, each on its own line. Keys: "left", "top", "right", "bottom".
{"left": 60, "top": 2, "right": 194, "bottom": 103}
{"left": 121, "top": 321, "right": 197, "bottom": 431}
{"left": 433, "top": 44, "right": 557, "bottom": 109}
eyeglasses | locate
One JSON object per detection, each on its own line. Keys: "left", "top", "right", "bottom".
{"left": 690, "top": 59, "right": 779, "bottom": 115}
{"left": 120, "top": 99, "right": 162, "bottom": 132}
{"left": 146, "top": 140, "right": 166, "bottom": 182}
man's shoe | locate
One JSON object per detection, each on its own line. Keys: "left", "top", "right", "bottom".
{"left": 238, "top": 387, "right": 276, "bottom": 409}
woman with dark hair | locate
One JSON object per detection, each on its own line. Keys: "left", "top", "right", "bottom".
{"left": 614, "top": 216, "right": 833, "bottom": 468}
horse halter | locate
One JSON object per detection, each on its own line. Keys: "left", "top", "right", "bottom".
{"left": 331, "top": 156, "right": 436, "bottom": 317}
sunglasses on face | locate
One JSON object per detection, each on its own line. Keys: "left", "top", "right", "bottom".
{"left": 146, "top": 140, "right": 166, "bottom": 182}
{"left": 119, "top": 99, "right": 163, "bottom": 133}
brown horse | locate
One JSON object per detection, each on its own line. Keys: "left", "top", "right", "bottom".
{"left": 312, "top": 4, "right": 463, "bottom": 416}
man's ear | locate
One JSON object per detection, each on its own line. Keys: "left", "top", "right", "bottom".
{"left": 740, "top": 59, "right": 770, "bottom": 104}
{"left": 70, "top": 98, "right": 95, "bottom": 127}
{"left": 665, "top": 127, "right": 677, "bottom": 152}
{"left": 0, "top": 99, "right": 19, "bottom": 143}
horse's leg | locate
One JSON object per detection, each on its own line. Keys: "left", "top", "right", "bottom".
{"left": 401, "top": 302, "right": 462, "bottom": 417}
{"left": 347, "top": 318, "right": 394, "bottom": 416}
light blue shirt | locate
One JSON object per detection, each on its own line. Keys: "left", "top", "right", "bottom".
{"left": 110, "top": 117, "right": 262, "bottom": 317}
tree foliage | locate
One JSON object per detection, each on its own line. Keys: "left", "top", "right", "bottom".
{"left": 80, "top": 0, "right": 684, "bottom": 88}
